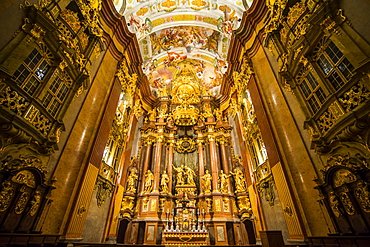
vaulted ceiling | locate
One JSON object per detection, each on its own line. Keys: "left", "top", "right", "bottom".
{"left": 112, "top": 0, "right": 253, "bottom": 96}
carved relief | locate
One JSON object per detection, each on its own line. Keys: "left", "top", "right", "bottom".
{"left": 11, "top": 170, "right": 36, "bottom": 188}
{"left": 116, "top": 58, "right": 138, "bottom": 99}
{"left": 2, "top": 155, "right": 47, "bottom": 179}
{"left": 237, "top": 195, "right": 251, "bottom": 211}
{"left": 256, "top": 175, "right": 275, "bottom": 207}
{"left": 317, "top": 101, "right": 345, "bottom": 133}
{"left": 223, "top": 198, "right": 229, "bottom": 211}
{"left": 0, "top": 84, "right": 30, "bottom": 115}
{"left": 332, "top": 169, "right": 357, "bottom": 188}
{"left": 205, "top": 198, "right": 212, "bottom": 212}
{"left": 339, "top": 80, "right": 370, "bottom": 112}
{"left": 328, "top": 192, "right": 341, "bottom": 217}
{"left": 15, "top": 191, "right": 30, "bottom": 214}
{"left": 322, "top": 155, "right": 368, "bottom": 175}
{"left": 143, "top": 197, "right": 149, "bottom": 211}
{"left": 121, "top": 196, "right": 135, "bottom": 211}
{"left": 354, "top": 182, "right": 370, "bottom": 213}
{"left": 96, "top": 177, "right": 114, "bottom": 207}
{"left": 339, "top": 191, "right": 356, "bottom": 216}
{"left": 0, "top": 181, "right": 15, "bottom": 212}
{"left": 29, "top": 190, "right": 41, "bottom": 216}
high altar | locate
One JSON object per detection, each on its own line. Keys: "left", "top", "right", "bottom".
{"left": 119, "top": 61, "right": 253, "bottom": 245}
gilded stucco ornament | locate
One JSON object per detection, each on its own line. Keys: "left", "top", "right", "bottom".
{"left": 15, "top": 190, "right": 30, "bottom": 214}
{"left": 76, "top": 0, "right": 103, "bottom": 37}
{"left": 116, "top": 58, "right": 138, "bottom": 99}
{"left": 255, "top": 162, "right": 275, "bottom": 207}
{"left": 355, "top": 182, "right": 370, "bottom": 213}
{"left": 95, "top": 162, "right": 115, "bottom": 207}
{"left": 265, "top": 0, "right": 288, "bottom": 33}
{"left": 0, "top": 181, "right": 15, "bottom": 212}
{"left": 121, "top": 196, "right": 135, "bottom": 212}
{"left": 175, "top": 136, "right": 197, "bottom": 153}
{"left": 340, "top": 191, "right": 356, "bottom": 216}
{"left": 232, "top": 55, "right": 254, "bottom": 98}
{"left": 332, "top": 169, "right": 357, "bottom": 188}
{"left": 132, "top": 99, "right": 144, "bottom": 119}
{"left": 202, "top": 104, "right": 213, "bottom": 118}
{"left": 2, "top": 155, "right": 47, "bottom": 180}
{"left": 328, "top": 192, "right": 341, "bottom": 217}
{"left": 339, "top": 80, "right": 370, "bottom": 112}
{"left": 317, "top": 101, "right": 345, "bottom": 133}
{"left": 29, "top": 190, "right": 41, "bottom": 216}
{"left": 321, "top": 155, "right": 369, "bottom": 175}
{"left": 11, "top": 170, "right": 36, "bottom": 188}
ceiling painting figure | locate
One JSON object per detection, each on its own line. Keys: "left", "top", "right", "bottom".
{"left": 112, "top": 0, "right": 252, "bottom": 97}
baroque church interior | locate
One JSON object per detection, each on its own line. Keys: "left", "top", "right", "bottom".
{"left": 0, "top": 0, "right": 370, "bottom": 246}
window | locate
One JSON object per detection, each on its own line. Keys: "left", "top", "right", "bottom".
{"left": 42, "top": 70, "right": 72, "bottom": 116}
{"left": 297, "top": 67, "right": 327, "bottom": 113}
{"left": 315, "top": 38, "right": 354, "bottom": 90}
{"left": 13, "top": 43, "right": 54, "bottom": 95}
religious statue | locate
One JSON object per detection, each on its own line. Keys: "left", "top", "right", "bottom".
{"left": 173, "top": 164, "right": 197, "bottom": 186}
{"left": 173, "top": 164, "right": 185, "bottom": 186}
{"left": 160, "top": 170, "right": 170, "bottom": 193}
{"left": 144, "top": 170, "right": 154, "bottom": 193}
{"left": 126, "top": 169, "right": 138, "bottom": 193}
{"left": 184, "top": 166, "right": 196, "bottom": 185}
{"left": 201, "top": 170, "right": 212, "bottom": 193}
{"left": 230, "top": 168, "right": 247, "bottom": 193}
{"left": 218, "top": 170, "right": 231, "bottom": 193}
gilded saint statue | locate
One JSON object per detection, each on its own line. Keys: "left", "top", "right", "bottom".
{"left": 144, "top": 170, "right": 154, "bottom": 193}
{"left": 173, "top": 164, "right": 185, "bottom": 186}
{"left": 184, "top": 166, "right": 196, "bottom": 185}
{"left": 230, "top": 169, "right": 247, "bottom": 193}
{"left": 160, "top": 170, "right": 170, "bottom": 193}
{"left": 201, "top": 170, "right": 212, "bottom": 193}
{"left": 218, "top": 170, "right": 231, "bottom": 193}
{"left": 173, "top": 164, "right": 196, "bottom": 186}
{"left": 126, "top": 170, "right": 138, "bottom": 193}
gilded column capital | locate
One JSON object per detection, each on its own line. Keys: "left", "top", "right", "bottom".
{"left": 208, "top": 135, "right": 215, "bottom": 142}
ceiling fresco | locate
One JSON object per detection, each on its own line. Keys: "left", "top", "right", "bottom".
{"left": 113, "top": 0, "right": 254, "bottom": 96}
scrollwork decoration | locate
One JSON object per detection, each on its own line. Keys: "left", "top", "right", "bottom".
{"left": 328, "top": 191, "right": 341, "bottom": 217}
{"left": 355, "top": 182, "right": 370, "bottom": 213}
{"left": 339, "top": 191, "right": 356, "bottom": 216}
{"left": 332, "top": 169, "right": 357, "bottom": 188}
{"left": 29, "top": 190, "right": 41, "bottom": 216}
{"left": 0, "top": 181, "right": 15, "bottom": 212}
{"left": 15, "top": 191, "right": 30, "bottom": 214}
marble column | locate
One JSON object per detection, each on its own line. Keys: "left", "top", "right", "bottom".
{"left": 141, "top": 142, "right": 153, "bottom": 193}
{"left": 220, "top": 140, "right": 232, "bottom": 193}
{"left": 167, "top": 140, "right": 175, "bottom": 195}
{"left": 197, "top": 139, "right": 205, "bottom": 194}
{"left": 208, "top": 136, "right": 219, "bottom": 192}
{"left": 153, "top": 135, "right": 164, "bottom": 192}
